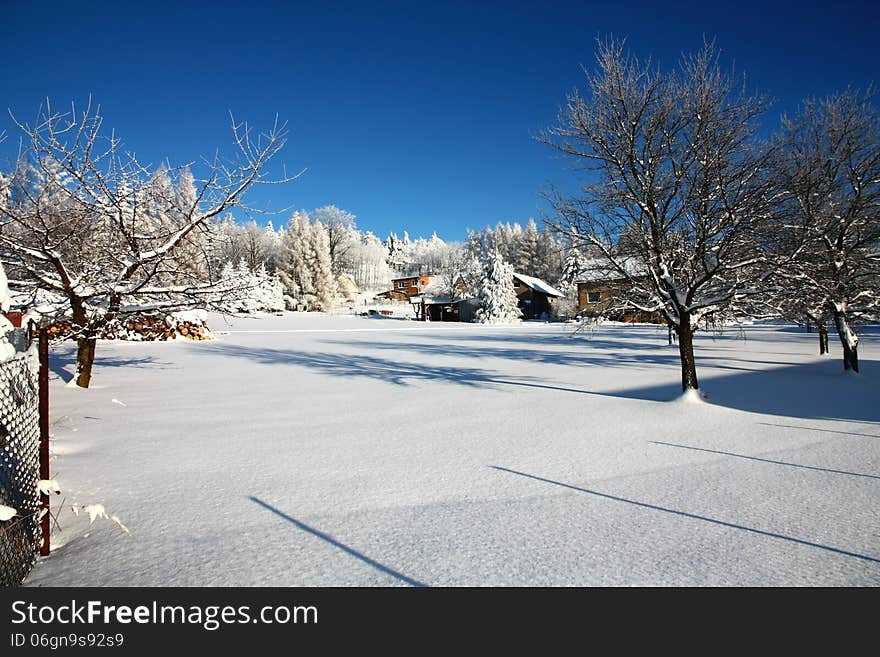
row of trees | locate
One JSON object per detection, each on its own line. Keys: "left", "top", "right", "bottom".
{"left": 541, "top": 39, "right": 879, "bottom": 390}
{"left": 211, "top": 212, "right": 569, "bottom": 307}
{"left": 0, "top": 101, "right": 570, "bottom": 388}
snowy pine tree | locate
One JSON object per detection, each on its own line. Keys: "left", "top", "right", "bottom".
{"left": 308, "top": 221, "right": 336, "bottom": 311}
{"left": 476, "top": 251, "right": 522, "bottom": 324}
{"left": 277, "top": 211, "right": 313, "bottom": 308}
{"left": 515, "top": 218, "right": 540, "bottom": 276}
{"left": 560, "top": 238, "right": 586, "bottom": 287}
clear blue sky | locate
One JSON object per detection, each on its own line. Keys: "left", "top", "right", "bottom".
{"left": 2, "top": 0, "right": 878, "bottom": 241}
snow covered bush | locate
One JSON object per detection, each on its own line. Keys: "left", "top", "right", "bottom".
{"left": 552, "top": 284, "right": 581, "bottom": 320}
{"left": 215, "top": 261, "right": 284, "bottom": 313}
{"left": 475, "top": 251, "right": 522, "bottom": 324}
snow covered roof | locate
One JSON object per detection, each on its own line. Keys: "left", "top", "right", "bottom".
{"left": 512, "top": 273, "right": 564, "bottom": 298}
{"left": 575, "top": 256, "right": 646, "bottom": 283}
{"left": 411, "top": 295, "right": 463, "bottom": 305}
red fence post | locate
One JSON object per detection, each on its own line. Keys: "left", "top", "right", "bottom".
{"left": 38, "top": 326, "right": 50, "bottom": 556}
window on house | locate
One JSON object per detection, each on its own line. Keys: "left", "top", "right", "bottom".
{"left": 587, "top": 291, "right": 602, "bottom": 303}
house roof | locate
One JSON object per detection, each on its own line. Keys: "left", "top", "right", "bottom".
{"left": 391, "top": 274, "right": 433, "bottom": 282}
{"left": 512, "top": 273, "right": 564, "bottom": 297}
{"left": 410, "top": 295, "right": 462, "bottom": 305}
{"left": 575, "top": 256, "right": 646, "bottom": 283}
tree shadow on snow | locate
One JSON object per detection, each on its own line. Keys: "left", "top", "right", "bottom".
{"left": 200, "top": 342, "right": 586, "bottom": 393}
{"left": 601, "top": 359, "right": 880, "bottom": 424}
{"left": 319, "top": 338, "right": 879, "bottom": 423}
{"left": 249, "top": 496, "right": 426, "bottom": 587}
{"left": 320, "top": 337, "right": 795, "bottom": 374}
{"left": 200, "top": 342, "right": 879, "bottom": 424}
{"left": 49, "top": 345, "right": 164, "bottom": 384}
{"left": 648, "top": 441, "right": 880, "bottom": 479}
{"left": 490, "top": 465, "right": 880, "bottom": 565}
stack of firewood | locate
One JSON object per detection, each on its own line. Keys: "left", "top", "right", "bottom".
{"left": 43, "top": 313, "right": 213, "bottom": 341}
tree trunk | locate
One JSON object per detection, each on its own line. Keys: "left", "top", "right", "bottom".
{"left": 831, "top": 307, "right": 859, "bottom": 373}
{"left": 805, "top": 317, "right": 812, "bottom": 333}
{"left": 675, "top": 316, "right": 699, "bottom": 391}
{"left": 70, "top": 295, "right": 97, "bottom": 388}
{"left": 818, "top": 322, "right": 829, "bottom": 355}
{"left": 75, "top": 335, "right": 97, "bottom": 388}
{"left": 667, "top": 323, "right": 673, "bottom": 345}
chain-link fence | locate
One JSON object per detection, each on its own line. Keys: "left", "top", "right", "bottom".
{"left": 0, "top": 347, "right": 41, "bottom": 586}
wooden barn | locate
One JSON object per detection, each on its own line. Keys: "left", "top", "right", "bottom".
{"left": 412, "top": 296, "right": 480, "bottom": 322}
{"left": 512, "top": 273, "right": 564, "bottom": 319}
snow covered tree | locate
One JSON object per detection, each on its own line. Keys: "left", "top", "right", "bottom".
{"left": 277, "top": 211, "right": 313, "bottom": 307}
{"left": 434, "top": 247, "right": 481, "bottom": 298}
{"left": 384, "top": 232, "right": 407, "bottom": 271}
{"left": 541, "top": 39, "right": 774, "bottom": 392}
{"left": 770, "top": 89, "right": 880, "bottom": 372}
{"left": 560, "top": 232, "right": 587, "bottom": 287}
{"left": 516, "top": 218, "right": 540, "bottom": 275}
{"left": 312, "top": 205, "right": 356, "bottom": 273}
{"left": 307, "top": 220, "right": 336, "bottom": 311}
{"left": 213, "top": 260, "right": 283, "bottom": 313}
{"left": 344, "top": 231, "right": 391, "bottom": 291}
{"left": 475, "top": 250, "right": 522, "bottom": 324}
{"left": 0, "top": 101, "right": 293, "bottom": 387}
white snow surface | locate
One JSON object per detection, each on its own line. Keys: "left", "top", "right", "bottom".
{"left": 25, "top": 313, "right": 880, "bottom": 586}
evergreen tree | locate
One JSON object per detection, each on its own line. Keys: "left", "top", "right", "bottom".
{"left": 516, "top": 218, "right": 540, "bottom": 276}
{"left": 277, "top": 211, "right": 313, "bottom": 307}
{"left": 309, "top": 221, "right": 336, "bottom": 311}
{"left": 476, "top": 250, "right": 522, "bottom": 324}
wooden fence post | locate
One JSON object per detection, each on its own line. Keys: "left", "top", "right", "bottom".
{"left": 38, "top": 326, "right": 50, "bottom": 556}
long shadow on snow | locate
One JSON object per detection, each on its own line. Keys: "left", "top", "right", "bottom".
{"left": 599, "top": 360, "right": 880, "bottom": 423}
{"left": 200, "top": 342, "right": 582, "bottom": 393}
{"left": 49, "top": 345, "right": 163, "bottom": 384}
{"left": 200, "top": 343, "right": 879, "bottom": 423}
{"left": 250, "top": 497, "right": 427, "bottom": 587}
{"left": 320, "top": 338, "right": 879, "bottom": 422}
{"left": 421, "top": 323, "right": 876, "bottom": 354}
{"left": 322, "top": 337, "right": 682, "bottom": 369}
{"left": 320, "top": 337, "right": 796, "bottom": 373}
{"left": 491, "top": 466, "right": 880, "bottom": 565}
{"left": 409, "top": 329, "right": 815, "bottom": 363}
{"left": 649, "top": 441, "right": 880, "bottom": 480}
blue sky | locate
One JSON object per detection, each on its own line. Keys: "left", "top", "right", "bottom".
{"left": 2, "top": 0, "right": 878, "bottom": 241}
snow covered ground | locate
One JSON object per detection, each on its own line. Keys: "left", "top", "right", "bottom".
{"left": 24, "top": 313, "right": 880, "bottom": 586}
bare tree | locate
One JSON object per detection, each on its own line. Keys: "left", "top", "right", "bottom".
{"left": 771, "top": 90, "right": 880, "bottom": 372}
{"left": 0, "top": 100, "right": 294, "bottom": 387}
{"left": 540, "top": 39, "right": 774, "bottom": 392}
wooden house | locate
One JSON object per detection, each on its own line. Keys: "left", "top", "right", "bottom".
{"left": 378, "top": 275, "right": 434, "bottom": 300}
{"left": 575, "top": 258, "right": 662, "bottom": 323}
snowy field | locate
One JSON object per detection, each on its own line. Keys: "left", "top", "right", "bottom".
{"left": 24, "top": 313, "right": 880, "bottom": 586}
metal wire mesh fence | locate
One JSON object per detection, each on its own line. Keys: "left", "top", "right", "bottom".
{"left": 0, "top": 348, "right": 41, "bottom": 586}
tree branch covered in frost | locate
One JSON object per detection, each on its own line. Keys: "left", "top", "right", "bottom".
{"left": 0, "top": 100, "right": 295, "bottom": 386}
{"left": 763, "top": 89, "right": 880, "bottom": 371}
{"left": 540, "top": 39, "right": 776, "bottom": 390}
